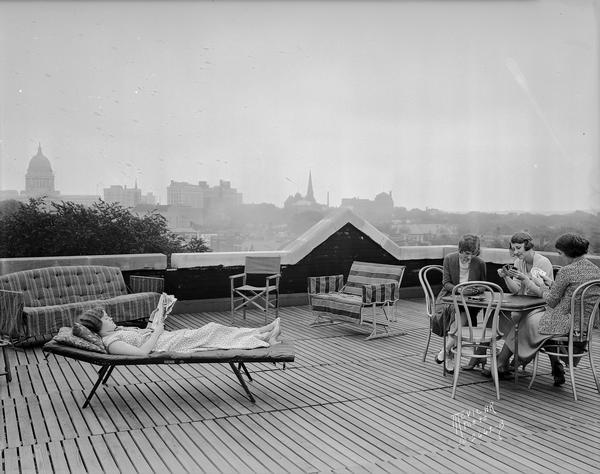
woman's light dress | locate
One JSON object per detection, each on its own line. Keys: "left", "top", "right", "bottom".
{"left": 102, "top": 322, "right": 270, "bottom": 352}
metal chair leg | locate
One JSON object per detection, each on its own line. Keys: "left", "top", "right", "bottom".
{"left": 422, "top": 323, "right": 432, "bottom": 362}
{"left": 2, "top": 345, "right": 11, "bottom": 383}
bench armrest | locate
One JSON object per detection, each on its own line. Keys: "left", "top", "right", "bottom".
{"left": 307, "top": 275, "right": 345, "bottom": 295}
{"left": 0, "top": 289, "right": 25, "bottom": 338}
{"left": 129, "top": 276, "right": 164, "bottom": 294}
{"left": 362, "top": 282, "right": 399, "bottom": 304}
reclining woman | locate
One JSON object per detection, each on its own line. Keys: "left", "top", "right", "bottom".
{"left": 486, "top": 233, "right": 600, "bottom": 385}
{"left": 435, "top": 234, "right": 487, "bottom": 373}
{"left": 78, "top": 307, "right": 282, "bottom": 356}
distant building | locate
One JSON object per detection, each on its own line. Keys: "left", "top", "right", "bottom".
{"left": 0, "top": 190, "right": 20, "bottom": 200}
{"left": 0, "top": 144, "right": 101, "bottom": 206}
{"left": 341, "top": 191, "right": 393, "bottom": 224}
{"left": 167, "top": 180, "right": 205, "bottom": 208}
{"left": 166, "top": 179, "right": 243, "bottom": 225}
{"left": 390, "top": 222, "right": 458, "bottom": 245}
{"left": 284, "top": 171, "right": 326, "bottom": 212}
{"left": 103, "top": 183, "right": 156, "bottom": 208}
{"left": 25, "top": 144, "right": 58, "bottom": 197}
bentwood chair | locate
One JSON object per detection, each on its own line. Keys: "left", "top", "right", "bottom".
{"left": 418, "top": 265, "right": 444, "bottom": 362}
{"left": 230, "top": 256, "right": 281, "bottom": 324}
{"left": 529, "top": 279, "right": 600, "bottom": 400}
{"left": 450, "top": 281, "right": 504, "bottom": 400}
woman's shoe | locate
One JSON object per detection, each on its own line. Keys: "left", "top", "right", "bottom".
{"left": 552, "top": 363, "right": 566, "bottom": 386}
{"left": 482, "top": 365, "right": 512, "bottom": 379}
{"left": 463, "top": 358, "right": 486, "bottom": 371}
{"left": 435, "top": 349, "right": 445, "bottom": 364}
{"left": 445, "top": 355, "right": 455, "bottom": 374}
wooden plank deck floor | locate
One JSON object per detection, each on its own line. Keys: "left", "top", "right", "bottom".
{"left": 2, "top": 298, "right": 600, "bottom": 473}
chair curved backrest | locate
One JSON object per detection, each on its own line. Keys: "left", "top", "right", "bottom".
{"left": 418, "top": 265, "right": 443, "bottom": 319}
{"left": 418, "top": 265, "right": 443, "bottom": 362}
{"left": 529, "top": 279, "right": 600, "bottom": 400}
{"left": 569, "top": 278, "right": 600, "bottom": 344}
{"left": 451, "top": 281, "right": 504, "bottom": 343}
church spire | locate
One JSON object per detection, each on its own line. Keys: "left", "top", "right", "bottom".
{"left": 306, "top": 170, "right": 315, "bottom": 202}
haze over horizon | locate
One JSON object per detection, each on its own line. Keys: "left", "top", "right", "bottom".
{"left": 1, "top": 1, "right": 599, "bottom": 214}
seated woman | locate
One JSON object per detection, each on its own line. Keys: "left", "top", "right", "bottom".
{"left": 497, "top": 231, "right": 554, "bottom": 296}
{"left": 495, "top": 231, "right": 554, "bottom": 369}
{"left": 435, "top": 234, "right": 487, "bottom": 373}
{"left": 488, "top": 233, "right": 600, "bottom": 385}
{"left": 78, "top": 307, "right": 282, "bottom": 356}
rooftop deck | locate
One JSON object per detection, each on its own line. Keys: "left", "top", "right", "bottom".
{"left": 2, "top": 300, "right": 600, "bottom": 473}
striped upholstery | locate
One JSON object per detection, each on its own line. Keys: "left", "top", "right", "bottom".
{"left": 0, "top": 266, "right": 162, "bottom": 338}
{"left": 307, "top": 274, "right": 344, "bottom": 295}
{"left": 0, "top": 266, "right": 128, "bottom": 307}
{"left": 130, "top": 275, "right": 165, "bottom": 294}
{"left": 309, "top": 261, "right": 405, "bottom": 322}
{"left": 23, "top": 293, "right": 160, "bottom": 339}
{"left": 362, "top": 283, "right": 399, "bottom": 304}
{"left": 343, "top": 261, "right": 405, "bottom": 298}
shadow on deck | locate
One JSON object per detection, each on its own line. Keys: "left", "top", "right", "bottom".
{"left": 2, "top": 299, "right": 600, "bottom": 473}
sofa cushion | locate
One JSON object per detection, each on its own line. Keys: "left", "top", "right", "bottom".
{"left": 22, "top": 292, "right": 161, "bottom": 338}
{"left": 310, "top": 292, "right": 363, "bottom": 320}
{"left": 0, "top": 266, "right": 128, "bottom": 308}
{"left": 53, "top": 327, "right": 106, "bottom": 353}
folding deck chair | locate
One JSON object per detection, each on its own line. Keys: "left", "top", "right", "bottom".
{"left": 230, "top": 256, "right": 281, "bottom": 323}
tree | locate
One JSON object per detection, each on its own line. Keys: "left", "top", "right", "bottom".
{"left": 0, "top": 197, "right": 208, "bottom": 258}
{"left": 184, "top": 237, "right": 212, "bottom": 253}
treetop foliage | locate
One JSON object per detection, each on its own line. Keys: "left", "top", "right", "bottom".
{"left": 0, "top": 198, "right": 211, "bottom": 258}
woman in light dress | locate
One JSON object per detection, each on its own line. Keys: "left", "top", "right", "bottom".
{"left": 78, "top": 307, "right": 282, "bottom": 356}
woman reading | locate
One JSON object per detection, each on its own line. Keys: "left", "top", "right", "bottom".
{"left": 78, "top": 307, "right": 282, "bottom": 356}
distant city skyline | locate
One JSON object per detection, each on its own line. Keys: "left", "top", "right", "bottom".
{"left": 1, "top": 1, "right": 599, "bottom": 213}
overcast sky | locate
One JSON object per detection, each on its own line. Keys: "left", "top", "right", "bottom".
{"left": 1, "top": 0, "right": 598, "bottom": 213}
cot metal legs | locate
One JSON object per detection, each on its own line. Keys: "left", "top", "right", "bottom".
{"left": 82, "top": 364, "right": 115, "bottom": 409}
{"left": 229, "top": 362, "right": 255, "bottom": 403}
{"left": 80, "top": 361, "right": 269, "bottom": 408}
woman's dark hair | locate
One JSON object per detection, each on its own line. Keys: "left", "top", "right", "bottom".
{"left": 458, "top": 234, "right": 480, "bottom": 255}
{"left": 78, "top": 307, "right": 104, "bottom": 333}
{"left": 555, "top": 233, "right": 589, "bottom": 258}
{"left": 510, "top": 231, "right": 534, "bottom": 251}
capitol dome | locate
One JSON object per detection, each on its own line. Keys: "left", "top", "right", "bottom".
{"left": 26, "top": 144, "right": 54, "bottom": 176}
{"left": 25, "top": 144, "right": 56, "bottom": 196}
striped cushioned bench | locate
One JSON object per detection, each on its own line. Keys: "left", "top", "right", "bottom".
{"left": 307, "top": 261, "right": 406, "bottom": 340}
{"left": 0, "top": 266, "right": 163, "bottom": 340}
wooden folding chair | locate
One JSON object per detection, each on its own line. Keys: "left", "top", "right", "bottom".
{"left": 230, "top": 256, "right": 281, "bottom": 323}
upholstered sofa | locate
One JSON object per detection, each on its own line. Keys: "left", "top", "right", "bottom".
{"left": 0, "top": 265, "right": 164, "bottom": 339}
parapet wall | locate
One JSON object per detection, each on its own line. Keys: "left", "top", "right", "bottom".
{"left": 3, "top": 247, "right": 598, "bottom": 313}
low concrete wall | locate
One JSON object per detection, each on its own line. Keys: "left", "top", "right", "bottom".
{"left": 3, "top": 248, "right": 599, "bottom": 315}
{"left": 0, "top": 253, "right": 168, "bottom": 275}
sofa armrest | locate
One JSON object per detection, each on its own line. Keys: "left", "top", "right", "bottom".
{"left": 0, "top": 289, "right": 25, "bottom": 338}
{"left": 129, "top": 276, "right": 164, "bottom": 294}
{"left": 307, "top": 274, "right": 345, "bottom": 295}
{"left": 362, "top": 282, "right": 399, "bottom": 304}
